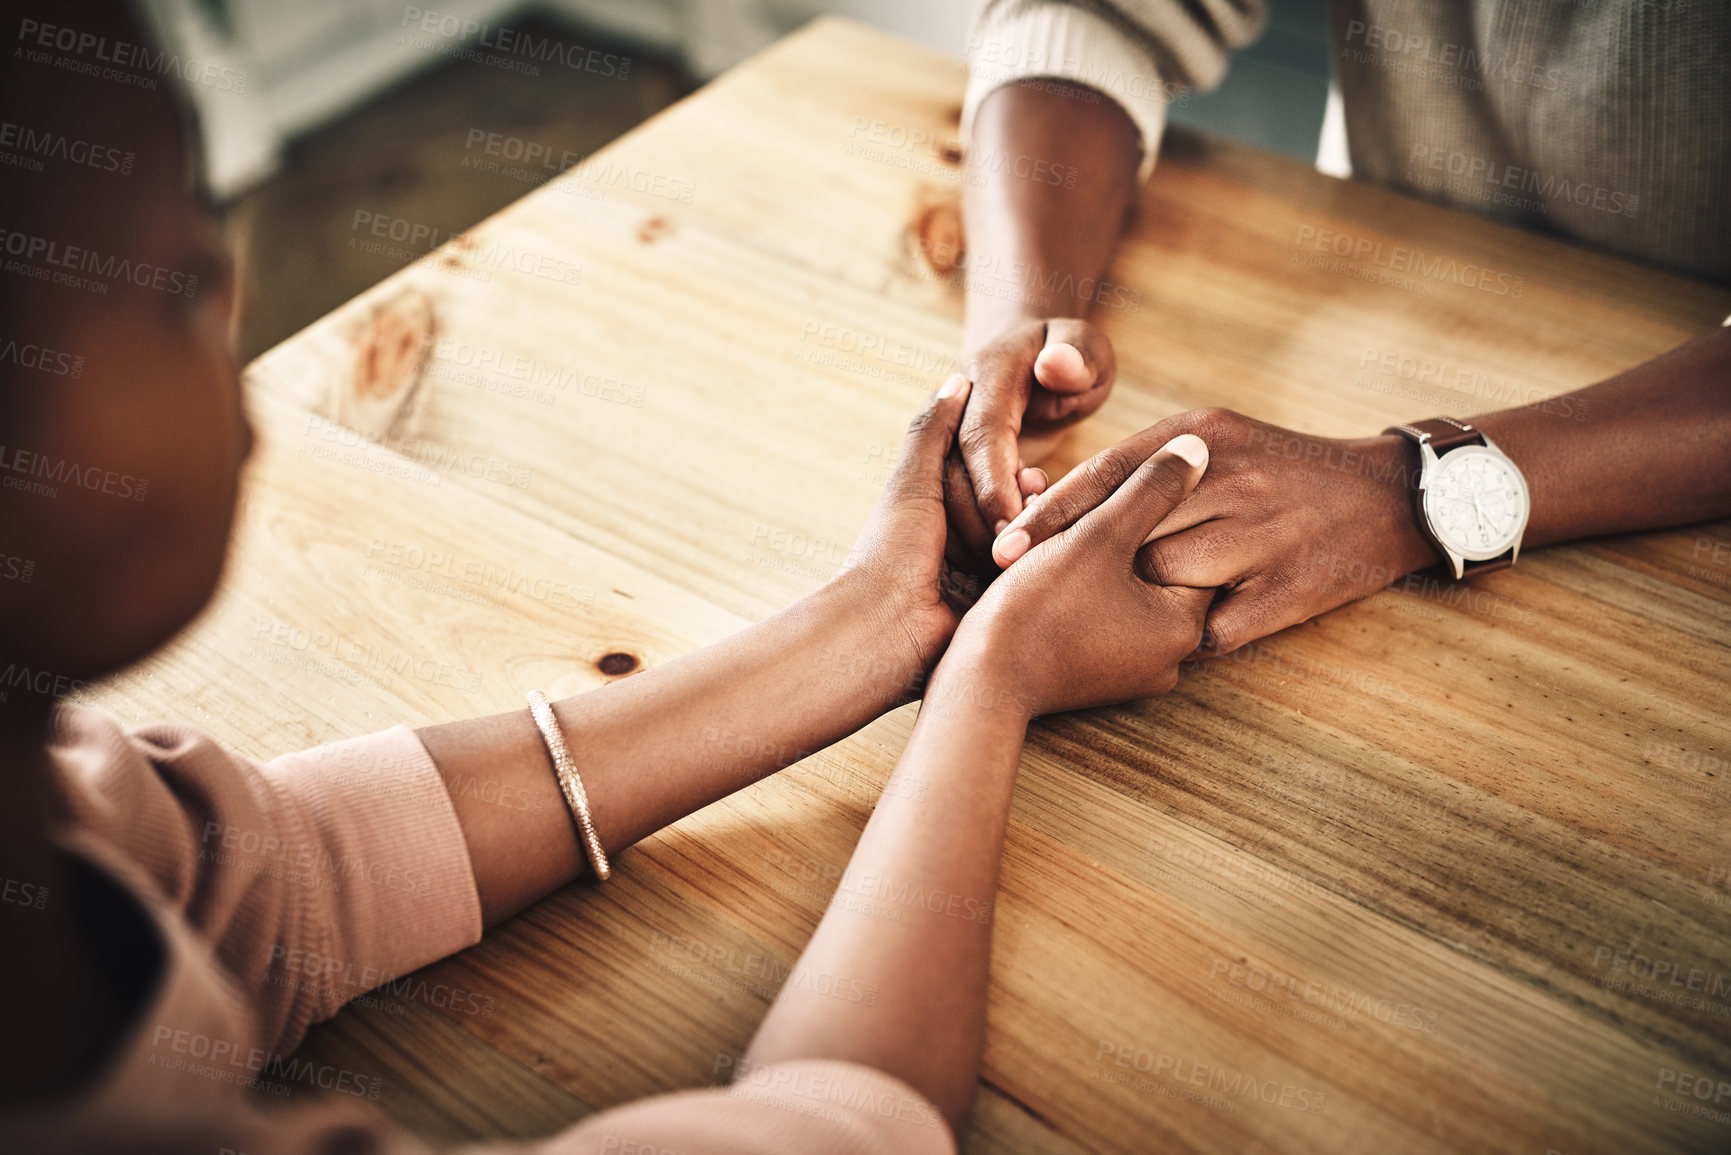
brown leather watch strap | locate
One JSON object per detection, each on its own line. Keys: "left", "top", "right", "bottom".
{"left": 1382, "top": 417, "right": 1515, "bottom": 578}
{"left": 1384, "top": 416, "right": 1482, "bottom": 456}
{"left": 1459, "top": 553, "right": 1515, "bottom": 577}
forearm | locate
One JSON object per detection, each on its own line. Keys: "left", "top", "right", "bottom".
{"left": 1465, "top": 325, "right": 1731, "bottom": 546}
{"left": 1360, "top": 325, "right": 1731, "bottom": 571}
{"left": 418, "top": 572, "right": 924, "bottom": 925}
{"left": 741, "top": 641, "right": 1030, "bottom": 1136}
{"left": 962, "top": 81, "right": 1141, "bottom": 352}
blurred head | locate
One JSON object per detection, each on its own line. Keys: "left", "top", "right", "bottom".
{"left": 0, "top": 0, "right": 251, "bottom": 685}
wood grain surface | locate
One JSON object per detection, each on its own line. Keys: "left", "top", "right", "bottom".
{"left": 83, "top": 17, "right": 1731, "bottom": 1155}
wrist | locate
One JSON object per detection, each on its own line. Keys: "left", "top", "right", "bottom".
{"left": 1361, "top": 434, "right": 1446, "bottom": 575}
{"left": 922, "top": 641, "right": 1040, "bottom": 732}
{"left": 813, "top": 569, "right": 936, "bottom": 708}
{"left": 962, "top": 299, "right": 1046, "bottom": 360}
{"left": 938, "top": 613, "right": 1037, "bottom": 714}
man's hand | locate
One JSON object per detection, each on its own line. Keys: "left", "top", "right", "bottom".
{"left": 959, "top": 317, "right": 1117, "bottom": 536}
{"left": 990, "top": 408, "right": 1442, "bottom": 656}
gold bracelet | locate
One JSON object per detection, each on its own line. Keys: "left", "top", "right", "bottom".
{"left": 525, "top": 690, "right": 611, "bottom": 881}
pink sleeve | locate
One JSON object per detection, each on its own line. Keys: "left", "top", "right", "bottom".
{"left": 44, "top": 708, "right": 957, "bottom": 1155}
{"left": 48, "top": 704, "right": 483, "bottom": 1056}
{"left": 531, "top": 1060, "right": 956, "bottom": 1155}
{"left": 33, "top": 1055, "right": 955, "bottom": 1155}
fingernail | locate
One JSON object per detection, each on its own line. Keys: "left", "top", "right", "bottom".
{"left": 993, "top": 519, "right": 1009, "bottom": 536}
{"left": 1037, "top": 342, "right": 1086, "bottom": 375}
{"left": 936, "top": 373, "right": 968, "bottom": 399}
{"left": 995, "top": 527, "right": 1031, "bottom": 564}
{"left": 1163, "top": 433, "right": 1208, "bottom": 468}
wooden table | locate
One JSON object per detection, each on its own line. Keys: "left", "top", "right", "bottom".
{"left": 85, "top": 17, "right": 1731, "bottom": 1154}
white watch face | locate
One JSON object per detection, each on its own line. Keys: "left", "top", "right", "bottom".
{"left": 1423, "top": 445, "right": 1530, "bottom": 561}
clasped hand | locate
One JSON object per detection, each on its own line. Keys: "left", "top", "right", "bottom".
{"left": 846, "top": 337, "right": 1444, "bottom": 715}
{"left": 841, "top": 373, "right": 1214, "bottom": 718}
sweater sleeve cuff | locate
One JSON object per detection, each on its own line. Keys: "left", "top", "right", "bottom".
{"left": 269, "top": 727, "right": 483, "bottom": 992}
{"left": 964, "top": 2, "right": 1172, "bottom": 182}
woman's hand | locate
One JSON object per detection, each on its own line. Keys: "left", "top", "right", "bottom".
{"left": 832, "top": 374, "right": 982, "bottom": 679}
{"left": 990, "top": 408, "right": 1439, "bottom": 657}
{"left": 951, "top": 434, "right": 1215, "bottom": 715}
{"left": 940, "top": 445, "right": 1048, "bottom": 598}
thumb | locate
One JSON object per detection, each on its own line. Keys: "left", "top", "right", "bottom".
{"left": 885, "top": 373, "right": 973, "bottom": 502}
{"left": 1035, "top": 319, "right": 1116, "bottom": 395}
{"left": 1081, "top": 433, "right": 1210, "bottom": 551}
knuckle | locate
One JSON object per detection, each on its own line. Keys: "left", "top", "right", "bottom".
{"left": 1079, "top": 445, "right": 1136, "bottom": 497}
{"left": 957, "top": 419, "right": 1004, "bottom": 459}
{"left": 967, "top": 333, "right": 1036, "bottom": 382}
{"left": 973, "top": 477, "right": 1012, "bottom": 509}
{"left": 1135, "top": 542, "right": 1170, "bottom": 586}
{"left": 1204, "top": 621, "right": 1237, "bottom": 654}
{"left": 970, "top": 362, "right": 1016, "bottom": 395}
{"left": 1183, "top": 605, "right": 1209, "bottom": 650}
{"left": 1031, "top": 491, "right": 1080, "bottom": 540}
{"left": 1188, "top": 406, "right": 1247, "bottom": 443}
{"left": 1187, "top": 406, "right": 1232, "bottom": 430}
{"left": 1137, "top": 454, "right": 1191, "bottom": 507}
{"left": 1237, "top": 462, "right": 1274, "bottom": 497}
{"left": 904, "top": 405, "right": 944, "bottom": 442}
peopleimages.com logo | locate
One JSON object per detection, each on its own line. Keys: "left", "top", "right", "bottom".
{"left": 0, "top": 442, "right": 148, "bottom": 501}
{"left": 0, "top": 226, "right": 199, "bottom": 297}
{"left": 0, "top": 119, "right": 135, "bottom": 175}
{"left": 15, "top": 17, "right": 249, "bottom": 92}
{"left": 399, "top": 7, "right": 631, "bottom": 79}
{"left": 0, "top": 334, "right": 83, "bottom": 378}
{"left": 1292, "top": 224, "right": 1524, "bottom": 297}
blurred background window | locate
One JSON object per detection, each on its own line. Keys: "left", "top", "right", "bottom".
{"left": 136, "top": 0, "right": 1328, "bottom": 359}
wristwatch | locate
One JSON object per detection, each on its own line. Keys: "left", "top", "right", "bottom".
{"left": 1383, "top": 417, "right": 1530, "bottom": 580}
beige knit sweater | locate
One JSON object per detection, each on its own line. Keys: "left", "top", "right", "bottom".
{"left": 965, "top": 0, "right": 1730, "bottom": 283}
{"left": 1, "top": 707, "right": 954, "bottom": 1155}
